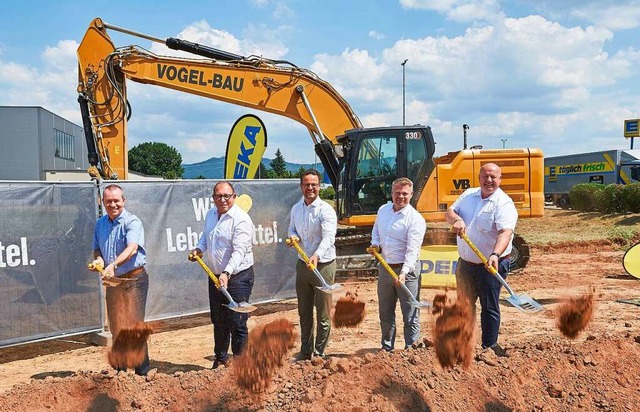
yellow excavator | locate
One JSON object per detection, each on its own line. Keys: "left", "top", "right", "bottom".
{"left": 77, "top": 17, "right": 544, "bottom": 273}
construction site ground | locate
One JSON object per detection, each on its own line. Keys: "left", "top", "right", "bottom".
{"left": 1, "top": 208, "right": 640, "bottom": 411}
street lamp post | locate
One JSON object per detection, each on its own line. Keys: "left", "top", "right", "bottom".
{"left": 501, "top": 138, "right": 508, "bottom": 148}
{"left": 401, "top": 59, "right": 408, "bottom": 126}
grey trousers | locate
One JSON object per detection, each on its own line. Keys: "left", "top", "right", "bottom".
{"left": 377, "top": 266, "right": 420, "bottom": 351}
{"left": 296, "top": 259, "right": 336, "bottom": 357}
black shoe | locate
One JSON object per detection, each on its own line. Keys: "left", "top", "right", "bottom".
{"left": 488, "top": 344, "right": 507, "bottom": 357}
{"left": 294, "top": 353, "right": 312, "bottom": 362}
{"left": 212, "top": 359, "right": 228, "bottom": 369}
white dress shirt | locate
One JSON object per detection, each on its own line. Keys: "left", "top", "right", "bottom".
{"left": 196, "top": 203, "right": 254, "bottom": 275}
{"left": 450, "top": 187, "right": 518, "bottom": 263}
{"left": 371, "top": 203, "right": 427, "bottom": 276}
{"left": 288, "top": 197, "right": 337, "bottom": 263}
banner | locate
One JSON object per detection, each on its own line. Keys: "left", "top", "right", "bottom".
{"left": 0, "top": 182, "right": 101, "bottom": 347}
{"left": 224, "top": 114, "right": 268, "bottom": 179}
{"left": 109, "top": 180, "right": 300, "bottom": 321}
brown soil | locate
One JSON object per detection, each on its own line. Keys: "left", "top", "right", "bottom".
{"left": 431, "top": 292, "right": 475, "bottom": 370}
{"left": 1, "top": 209, "right": 640, "bottom": 411}
{"left": 108, "top": 323, "right": 153, "bottom": 370}
{"left": 556, "top": 286, "right": 596, "bottom": 339}
{"left": 333, "top": 291, "right": 367, "bottom": 328}
{"left": 234, "top": 318, "right": 296, "bottom": 393}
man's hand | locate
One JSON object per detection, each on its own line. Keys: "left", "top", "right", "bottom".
{"left": 452, "top": 218, "right": 466, "bottom": 236}
{"left": 89, "top": 257, "right": 105, "bottom": 272}
{"left": 488, "top": 254, "right": 500, "bottom": 271}
{"left": 396, "top": 272, "right": 406, "bottom": 286}
{"left": 188, "top": 248, "right": 202, "bottom": 262}
{"left": 287, "top": 235, "right": 300, "bottom": 247}
{"left": 367, "top": 245, "right": 381, "bottom": 255}
{"left": 308, "top": 254, "right": 319, "bottom": 270}
{"left": 219, "top": 272, "right": 229, "bottom": 288}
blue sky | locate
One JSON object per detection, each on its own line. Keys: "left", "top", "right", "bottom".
{"left": 2, "top": 0, "right": 640, "bottom": 164}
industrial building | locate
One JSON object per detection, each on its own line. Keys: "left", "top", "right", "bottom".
{"left": 0, "top": 106, "right": 89, "bottom": 181}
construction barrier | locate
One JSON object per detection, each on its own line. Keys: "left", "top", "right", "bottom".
{"left": 0, "top": 179, "right": 300, "bottom": 347}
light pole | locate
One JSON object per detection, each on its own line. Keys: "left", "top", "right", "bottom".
{"left": 401, "top": 59, "right": 408, "bottom": 126}
{"left": 501, "top": 138, "right": 507, "bottom": 148}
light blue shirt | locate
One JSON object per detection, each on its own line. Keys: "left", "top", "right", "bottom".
{"left": 93, "top": 209, "right": 146, "bottom": 277}
{"left": 288, "top": 197, "right": 337, "bottom": 263}
{"left": 450, "top": 187, "right": 518, "bottom": 262}
{"left": 196, "top": 204, "right": 254, "bottom": 275}
{"left": 371, "top": 203, "right": 426, "bottom": 276}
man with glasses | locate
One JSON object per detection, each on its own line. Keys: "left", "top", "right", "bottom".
{"left": 288, "top": 169, "right": 337, "bottom": 360}
{"left": 189, "top": 181, "right": 255, "bottom": 369}
{"left": 446, "top": 163, "right": 517, "bottom": 358}
{"left": 369, "top": 177, "right": 426, "bottom": 351}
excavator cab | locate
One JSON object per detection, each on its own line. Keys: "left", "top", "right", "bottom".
{"left": 336, "top": 125, "right": 436, "bottom": 224}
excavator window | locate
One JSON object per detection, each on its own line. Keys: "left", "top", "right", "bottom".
{"left": 354, "top": 135, "right": 398, "bottom": 213}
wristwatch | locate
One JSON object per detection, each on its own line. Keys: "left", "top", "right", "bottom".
{"left": 490, "top": 252, "right": 500, "bottom": 258}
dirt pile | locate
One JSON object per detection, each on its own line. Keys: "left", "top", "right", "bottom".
{"left": 234, "top": 318, "right": 296, "bottom": 393}
{"left": 556, "top": 286, "right": 596, "bottom": 339}
{"left": 333, "top": 291, "right": 366, "bottom": 328}
{"left": 431, "top": 292, "right": 475, "bottom": 370}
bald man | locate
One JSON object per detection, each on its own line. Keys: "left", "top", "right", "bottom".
{"left": 445, "top": 163, "right": 517, "bottom": 358}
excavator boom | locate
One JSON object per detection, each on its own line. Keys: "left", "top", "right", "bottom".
{"left": 77, "top": 17, "right": 360, "bottom": 180}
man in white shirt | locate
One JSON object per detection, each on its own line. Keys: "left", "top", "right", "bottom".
{"left": 445, "top": 163, "right": 518, "bottom": 357}
{"left": 288, "top": 170, "right": 337, "bottom": 360}
{"left": 370, "top": 177, "right": 427, "bottom": 351}
{"left": 189, "top": 181, "right": 255, "bottom": 369}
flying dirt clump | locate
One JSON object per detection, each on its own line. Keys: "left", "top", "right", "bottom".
{"left": 333, "top": 291, "right": 366, "bottom": 328}
{"left": 432, "top": 292, "right": 475, "bottom": 370}
{"left": 234, "top": 318, "right": 296, "bottom": 393}
{"left": 556, "top": 286, "right": 595, "bottom": 339}
{"left": 108, "top": 322, "right": 153, "bottom": 369}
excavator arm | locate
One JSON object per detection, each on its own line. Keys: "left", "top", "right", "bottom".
{"left": 77, "top": 17, "right": 361, "bottom": 180}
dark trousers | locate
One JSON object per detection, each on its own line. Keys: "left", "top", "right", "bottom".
{"left": 105, "top": 270, "right": 150, "bottom": 375}
{"left": 455, "top": 258, "right": 510, "bottom": 348}
{"left": 208, "top": 266, "right": 255, "bottom": 362}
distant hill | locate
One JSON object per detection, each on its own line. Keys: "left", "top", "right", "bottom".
{"left": 182, "top": 156, "right": 325, "bottom": 179}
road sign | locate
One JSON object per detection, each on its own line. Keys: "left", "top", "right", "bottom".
{"left": 625, "top": 119, "right": 639, "bottom": 138}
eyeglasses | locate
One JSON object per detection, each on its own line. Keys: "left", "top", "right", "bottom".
{"left": 212, "top": 194, "right": 234, "bottom": 201}
{"left": 302, "top": 183, "right": 319, "bottom": 188}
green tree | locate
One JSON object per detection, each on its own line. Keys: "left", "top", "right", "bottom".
{"left": 269, "top": 148, "right": 288, "bottom": 178}
{"left": 128, "top": 142, "right": 184, "bottom": 179}
{"left": 255, "top": 161, "right": 270, "bottom": 179}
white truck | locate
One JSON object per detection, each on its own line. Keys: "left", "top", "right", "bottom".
{"left": 544, "top": 149, "right": 640, "bottom": 208}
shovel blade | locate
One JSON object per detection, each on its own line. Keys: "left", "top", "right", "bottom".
{"left": 409, "top": 299, "right": 433, "bottom": 309}
{"left": 224, "top": 301, "right": 257, "bottom": 314}
{"left": 506, "top": 294, "right": 544, "bottom": 313}
{"left": 316, "top": 283, "right": 346, "bottom": 295}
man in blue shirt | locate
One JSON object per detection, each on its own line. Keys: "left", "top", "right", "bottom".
{"left": 91, "top": 184, "right": 150, "bottom": 376}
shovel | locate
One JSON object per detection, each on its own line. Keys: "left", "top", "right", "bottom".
{"left": 460, "top": 233, "right": 543, "bottom": 313}
{"left": 367, "top": 247, "right": 432, "bottom": 309}
{"left": 87, "top": 263, "right": 138, "bottom": 287}
{"left": 285, "top": 237, "right": 345, "bottom": 295}
{"left": 192, "top": 255, "right": 257, "bottom": 314}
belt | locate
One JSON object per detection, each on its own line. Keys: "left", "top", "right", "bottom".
{"left": 461, "top": 255, "right": 510, "bottom": 267}
{"left": 120, "top": 266, "right": 145, "bottom": 278}
{"left": 387, "top": 263, "right": 403, "bottom": 269}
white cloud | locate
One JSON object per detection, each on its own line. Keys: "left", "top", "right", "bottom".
{"left": 399, "top": 0, "right": 503, "bottom": 23}
{"left": 369, "top": 30, "right": 385, "bottom": 40}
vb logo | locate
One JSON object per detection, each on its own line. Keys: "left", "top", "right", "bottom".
{"left": 453, "top": 179, "right": 470, "bottom": 190}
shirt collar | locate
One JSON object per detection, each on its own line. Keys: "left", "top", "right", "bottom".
{"left": 108, "top": 208, "right": 129, "bottom": 223}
